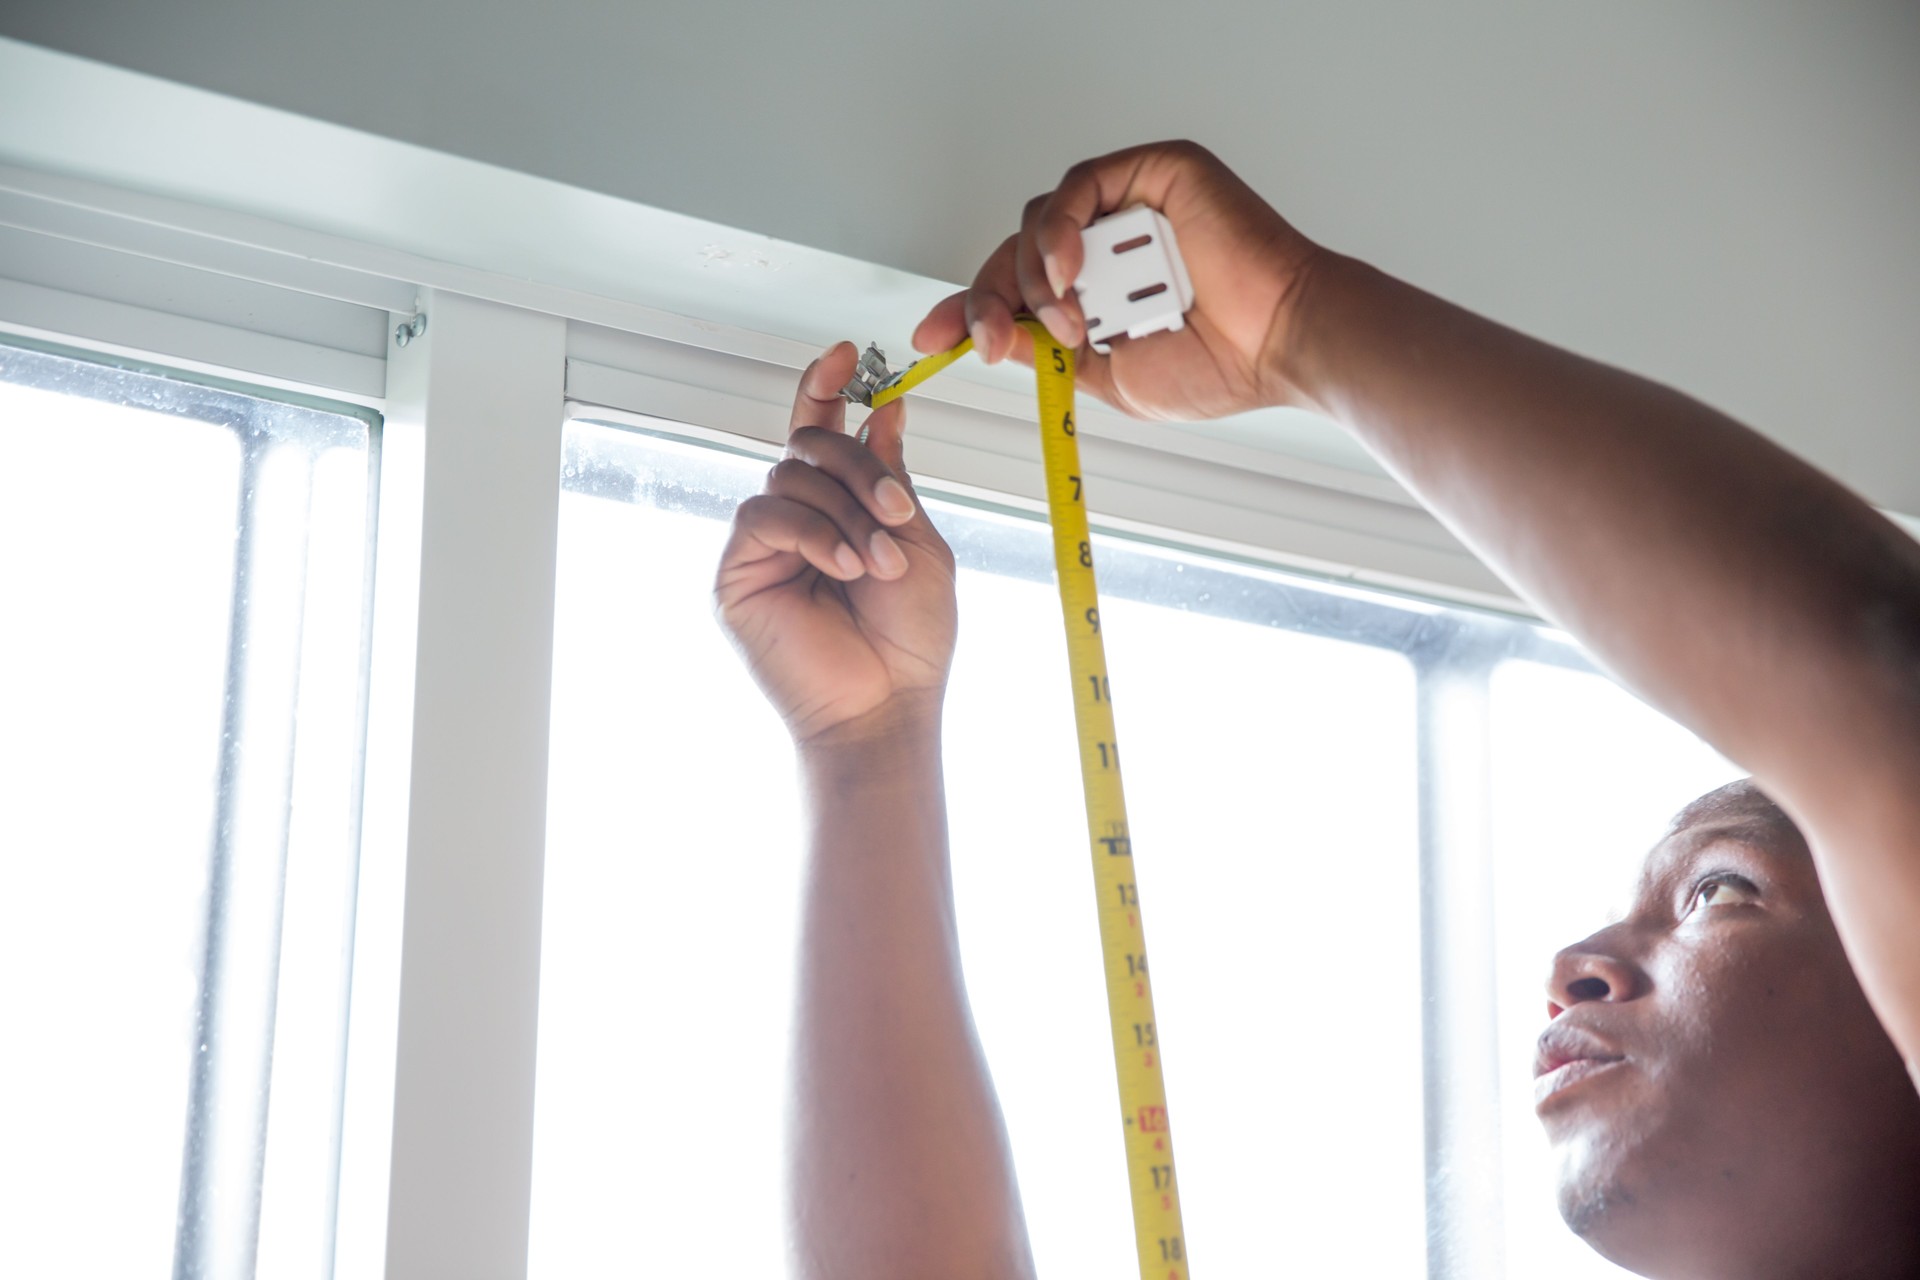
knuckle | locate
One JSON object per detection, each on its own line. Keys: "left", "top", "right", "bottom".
{"left": 766, "top": 457, "right": 810, "bottom": 487}
{"left": 966, "top": 291, "right": 1005, "bottom": 324}
{"left": 786, "top": 425, "right": 836, "bottom": 453}
{"left": 974, "top": 237, "right": 1017, "bottom": 287}
{"left": 1166, "top": 138, "right": 1211, "bottom": 165}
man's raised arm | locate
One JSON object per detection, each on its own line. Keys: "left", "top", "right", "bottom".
{"left": 715, "top": 344, "right": 1036, "bottom": 1279}
{"left": 923, "top": 140, "right": 1920, "bottom": 1082}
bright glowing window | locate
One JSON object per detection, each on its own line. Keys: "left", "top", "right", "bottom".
{"left": 0, "top": 341, "right": 377, "bottom": 1279}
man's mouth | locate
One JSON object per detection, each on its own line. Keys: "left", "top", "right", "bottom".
{"left": 1533, "top": 1055, "right": 1626, "bottom": 1106}
{"left": 1534, "top": 1022, "right": 1627, "bottom": 1107}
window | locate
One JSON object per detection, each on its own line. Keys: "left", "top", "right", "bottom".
{"left": 527, "top": 415, "right": 1737, "bottom": 1276}
{"left": 0, "top": 341, "right": 378, "bottom": 1279}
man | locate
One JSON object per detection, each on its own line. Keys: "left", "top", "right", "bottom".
{"left": 714, "top": 142, "right": 1920, "bottom": 1278}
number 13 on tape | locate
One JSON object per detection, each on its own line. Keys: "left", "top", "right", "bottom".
{"left": 1023, "top": 318, "right": 1189, "bottom": 1280}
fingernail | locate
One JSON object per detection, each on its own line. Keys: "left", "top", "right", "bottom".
{"left": 969, "top": 320, "right": 993, "bottom": 363}
{"left": 1044, "top": 252, "right": 1068, "bottom": 299}
{"left": 869, "top": 530, "right": 908, "bottom": 577}
{"left": 1038, "top": 303, "right": 1075, "bottom": 345}
{"left": 834, "top": 543, "right": 864, "bottom": 578}
{"left": 873, "top": 476, "right": 916, "bottom": 523}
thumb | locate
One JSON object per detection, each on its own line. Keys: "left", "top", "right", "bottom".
{"left": 860, "top": 399, "right": 911, "bottom": 482}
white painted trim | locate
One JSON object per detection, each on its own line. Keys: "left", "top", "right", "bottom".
{"left": 334, "top": 353, "right": 424, "bottom": 1280}
{"left": 561, "top": 321, "right": 1417, "bottom": 504}
{"left": 561, "top": 326, "right": 1521, "bottom": 611}
{"left": 0, "top": 182, "right": 413, "bottom": 315}
{"left": 0, "top": 278, "right": 386, "bottom": 402}
{"left": 380, "top": 293, "right": 566, "bottom": 1280}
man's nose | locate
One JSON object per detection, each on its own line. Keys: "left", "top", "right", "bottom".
{"left": 1545, "top": 927, "right": 1647, "bottom": 1018}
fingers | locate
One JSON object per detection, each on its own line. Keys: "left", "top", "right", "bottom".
{"left": 1017, "top": 193, "right": 1085, "bottom": 349}
{"left": 764, "top": 450, "right": 909, "bottom": 581}
{"left": 1030, "top": 149, "right": 1156, "bottom": 295}
{"left": 855, "top": 399, "right": 911, "bottom": 478}
{"left": 790, "top": 340, "right": 860, "bottom": 435}
{"left": 912, "top": 142, "right": 1211, "bottom": 363}
{"left": 722, "top": 348, "right": 934, "bottom": 593}
{"left": 962, "top": 235, "right": 1022, "bottom": 364}
{"left": 787, "top": 338, "right": 923, "bottom": 525}
{"left": 912, "top": 291, "right": 969, "bottom": 355}
{"left": 788, "top": 411, "right": 916, "bottom": 515}
{"left": 957, "top": 222, "right": 1079, "bottom": 362}
{"left": 726, "top": 493, "right": 870, "bottom": 584}
{"left": 773, "top": 373, "right": 927, "bottom": 583}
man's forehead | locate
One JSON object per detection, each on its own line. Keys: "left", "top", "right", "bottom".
{"left": 1666, "top": 778, "right": 1792, "bottom": 833}
{"left": 1636, "top": 811, "right": 1810, "bottom": 892}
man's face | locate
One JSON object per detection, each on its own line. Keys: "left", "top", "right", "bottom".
{"left": 1537, "top": 787, "right": 1920, "bottom": 1278}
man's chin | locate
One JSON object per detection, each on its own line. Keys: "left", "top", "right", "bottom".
{"left": 1552, "top": 1131, "right": 1692, "bottom": 1278}
{"left": 1556, "top": 1168, "right": 1637, "bottom": 1241}
{"left": 1555, "top": 1164, "right": 1667, "bottom": 1279}
{"left": 1551, "top": 1127, "right": 1651, "bottom": 1253}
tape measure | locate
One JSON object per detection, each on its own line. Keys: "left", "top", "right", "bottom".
{"left": 872, "top": 318, "right": 1189, "bottom": 1280}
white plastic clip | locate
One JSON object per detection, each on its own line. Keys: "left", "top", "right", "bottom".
{"left": 1074, "top": 207, "right": 1194, "bottom": 354}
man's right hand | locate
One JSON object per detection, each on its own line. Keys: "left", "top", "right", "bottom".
{"left": 912, "top": 140, "right": 1324, "bottom": 423}
{"left": 715, "top": 342, "right": 958, "bottom": 747}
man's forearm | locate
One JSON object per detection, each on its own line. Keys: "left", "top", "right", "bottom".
{"left": 789, "top": 708, "right": 1034, "bottom": 1280}
{"left": 1282, "top": 251, "right": 1920, "bottom": 803}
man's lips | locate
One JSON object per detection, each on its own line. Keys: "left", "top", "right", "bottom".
{"left": 1534, "top": 1021, "right": 1626, "bottom": 1107}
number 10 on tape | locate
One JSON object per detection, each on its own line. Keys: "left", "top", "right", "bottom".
{"left": 1022, "top": 319, "right": 1189, "bottom": 1280}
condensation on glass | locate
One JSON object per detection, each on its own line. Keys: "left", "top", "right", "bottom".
{"left": 529, "top": 416, "right": 1733, "bottom": 1279}
{"left": 0, "top": 341, "right": 379, "bottom": 1280}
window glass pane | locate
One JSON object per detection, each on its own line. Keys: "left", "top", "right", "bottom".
{"left": 531, "top": 420, "right": 1427, "bottom": 1277}
{"left": 0, "top": 342, "right": 376, "bottom": 1279}
{"left": 1488, "top": 659, "right": 1737, "bottom": 1279}
{"left": 949, "top": 536, "right": 1425, "bottom": 1279}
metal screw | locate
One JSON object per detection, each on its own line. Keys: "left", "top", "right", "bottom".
{"left": 394, "top": 313, "right": 428, "bottom": 347}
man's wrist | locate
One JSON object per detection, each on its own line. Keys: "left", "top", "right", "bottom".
{"left": 1254, "top": 244, "right": 1350, "bottom": 418}
{"left": 796, "top": 690, "right": 945, "bottom": 787}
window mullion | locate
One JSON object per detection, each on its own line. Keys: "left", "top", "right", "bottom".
{"left": 1415, "top": 644, "right": 1507, "bottom": 1280}
{"left": 343, "top": 292, "right": 565, "bottom": 1280}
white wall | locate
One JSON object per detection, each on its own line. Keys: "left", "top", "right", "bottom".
{"left": 3, "top": 0, "right": 1916, "bottom": 510}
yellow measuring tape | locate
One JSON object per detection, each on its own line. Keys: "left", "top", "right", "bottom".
{"left": 874, "top": 318, "right": 1189, "bottom": 1280}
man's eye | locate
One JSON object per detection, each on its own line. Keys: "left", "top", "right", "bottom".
{"left": 1685, "top": 873, "right": 1760, "bottom": 917}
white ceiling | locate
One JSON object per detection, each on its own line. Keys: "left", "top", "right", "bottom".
{"left": 2, "top": 0, "right": 1916, "bottom": 509}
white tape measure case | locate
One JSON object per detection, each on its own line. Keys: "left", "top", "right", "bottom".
{"left": 1076, "top": 207, "right": 1196, "bottom": 354}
